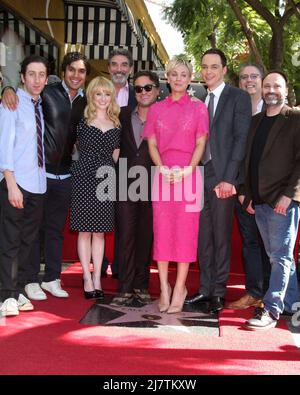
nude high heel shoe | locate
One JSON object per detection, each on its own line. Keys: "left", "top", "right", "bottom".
{"left": 158, "top": 283, "right": 172, "bottom": 313}
{"left": 167, "top": 287, "right": 188, "bottom": 314}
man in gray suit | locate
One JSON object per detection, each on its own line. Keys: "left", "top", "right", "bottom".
{"left": 185, "top": 48, "right": 252, "bottom": 313}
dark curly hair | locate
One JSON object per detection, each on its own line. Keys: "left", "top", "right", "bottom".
{"left": 61, "top": 52, "right": 91, "bottom": 75}
{"left": 20, "top": 55, "right": 50, "bottom": 76}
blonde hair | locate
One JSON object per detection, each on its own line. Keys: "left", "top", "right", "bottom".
{"left": 84, "top": 76, "right": 120, "bottom": 127}
{"left": 166, "top": 57, "right": 193, "bottom": 77}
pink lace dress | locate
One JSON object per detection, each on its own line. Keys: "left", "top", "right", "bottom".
{"left": 143, "top": 94, "right": 209, "bottom": 262}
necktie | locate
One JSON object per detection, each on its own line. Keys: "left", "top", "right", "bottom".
{"left": 208, "top": 92, "right": 215, "bottom": 127}
{"left": 32, "top": 99, "right": 43, "bottom": 168}
{"left": 202, "top": 92, "right": 214, "bottom": 165}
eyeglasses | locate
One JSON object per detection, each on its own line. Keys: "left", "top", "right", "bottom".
{"left": 134, "top": 84, "right": 157, "bottom": 93}
{"left": 239, "top": 74, "right": 260, "bottom": 81}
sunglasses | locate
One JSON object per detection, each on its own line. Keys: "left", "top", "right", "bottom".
{"left": 134, "top": 84, "right": 157, "bottom": 93}
{"left": 239, "top": 73, "right": 260, "bottom": 81}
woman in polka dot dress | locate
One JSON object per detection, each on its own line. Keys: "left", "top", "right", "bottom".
{"left": 70, "top": 77, "right": 121, "bottom": 299}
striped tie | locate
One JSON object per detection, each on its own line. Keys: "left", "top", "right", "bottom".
{"left": 32, "top": 99, "right": 43, "bottom": 168}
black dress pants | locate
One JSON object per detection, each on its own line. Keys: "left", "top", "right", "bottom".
{"left": 28, "top": 177, "right": 71, "bottom": 283}
{"left": 198, "top": 162, "right": 236, "bottom": 298}
{"left": 117, "top": 200, "right": 153, "bottom": 293}
{"left": 0, "top": 180, "right": 44, "bottom": 301}
{"left": 235, "top": 200, "right": 271, "bottom": 298}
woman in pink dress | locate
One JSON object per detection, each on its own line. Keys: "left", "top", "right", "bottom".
{"left": 143, "top": 58, "right": 209, "bottom": 313}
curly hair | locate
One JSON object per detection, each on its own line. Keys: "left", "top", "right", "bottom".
{"left": 84, "top": 77, "right": 120, "bottom": 127}
{"left": 61, "top": 52, "right": 91, "bottom": 75}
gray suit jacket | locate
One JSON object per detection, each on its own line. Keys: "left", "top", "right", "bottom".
{"left": 209, "top": 84, "right": 252, "bottom": 186}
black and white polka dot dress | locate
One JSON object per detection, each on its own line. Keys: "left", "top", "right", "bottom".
{"left": 70, "top": 119, "right": 120, "bottom": 232}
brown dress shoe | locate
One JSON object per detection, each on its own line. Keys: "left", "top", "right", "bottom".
{"left": 227, "top": 294, "right": 264, "bottom": 310}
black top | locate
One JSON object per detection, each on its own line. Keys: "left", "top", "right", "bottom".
{"left": 250, "top": 114, "right": 279, "bottom": 205}
{"left": 41, "top": 82, "right": 87, "bottom": 175}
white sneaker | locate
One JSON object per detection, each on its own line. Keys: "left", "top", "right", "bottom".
{"left": 17, "top": 294, "right": 34, "bottom": 311}
{"left": 0, "top": 298, "right": 19, "bottom": 317}
{"left": 25, "top": 283, "right": 47, "bottom": 301}
{"left": 41, "top": 279, "right": 69, "bottom": 298}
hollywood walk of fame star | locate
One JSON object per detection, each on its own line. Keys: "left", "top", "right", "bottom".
{"left": 80, "top": 297, "right": 218, "bottom": 334}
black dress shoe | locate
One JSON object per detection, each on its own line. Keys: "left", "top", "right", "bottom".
{"left": 209, "top": 296, "right": 225, "bottom": 313}
{"left": 95, "top": 289, "right": 104, "bottom": 300}
{"left": 184, "top": 293, "right": 211, "bottom": 305}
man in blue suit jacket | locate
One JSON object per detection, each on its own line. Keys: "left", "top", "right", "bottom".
{"left": 185, "top": 48, "right": 252, "bottom": 313}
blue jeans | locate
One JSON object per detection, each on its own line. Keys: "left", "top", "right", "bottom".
{"left": 236, "top": 201, "right": 270, "bottom": 299}
{"left": 255, "top": 202, "right": 300, "bottom": 319}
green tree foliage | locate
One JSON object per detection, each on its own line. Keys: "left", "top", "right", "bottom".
{"left": 164, "top": 0, "right": 300, "bottom": 103}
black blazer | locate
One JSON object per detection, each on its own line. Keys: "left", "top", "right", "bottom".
{"left": 126, "top": 85, "right": 137, "bottom": 110}
{"left": 117, "top": 106, "right": 153, "bottom": 201}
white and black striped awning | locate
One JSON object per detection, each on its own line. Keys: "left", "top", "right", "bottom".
{"left": 65, "top": 0, "right": 143, "bottom": 46}
{"left": 0, "top": 7, "right": 58, "bottom": 64}
{"left": 64, "top": 1, "right": 164, "bottom": 68}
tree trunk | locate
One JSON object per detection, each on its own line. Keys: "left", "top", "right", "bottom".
{"left": 227, "top": 0, "right": 265, "bottom": 66}
{"left": 207, "top": 33, "right": 216, "bottom": 48}
{"left": 269, "top": 24, "right": 284, "bottom": 69}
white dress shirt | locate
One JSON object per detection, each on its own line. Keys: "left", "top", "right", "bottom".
{"left": 205, "top": 82, "right": 226, "bottom": 115}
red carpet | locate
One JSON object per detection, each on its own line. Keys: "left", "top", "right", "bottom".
{"left": 0, "top": 263, "right": 299, "bottom": 375}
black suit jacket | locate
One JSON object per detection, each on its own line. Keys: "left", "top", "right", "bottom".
{"left": 209, "top": 84, "right": 252, "bottom": 185}
{"left": 117, "top": 106, "right": 153, "bottom": 201}
{"left": 127, "top": 85, "right": 137, "bottom": 110}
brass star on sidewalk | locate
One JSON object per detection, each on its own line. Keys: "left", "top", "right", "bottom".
{"left": 80, "top": 298, "right": 219, "bottom": 335}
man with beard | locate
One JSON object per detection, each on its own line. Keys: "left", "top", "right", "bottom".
{"left": 240, "top": 71, "right": 300, "bottom": 330}
{"left": 108, "top": 48, "right": 137, "bottom": 109}
{"left": 101, "top": 48, "right": 137, "bottom": 279}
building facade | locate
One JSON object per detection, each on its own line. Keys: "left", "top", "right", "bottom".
{"left": 0, "top": 0, "right": 169, "bottom": 83}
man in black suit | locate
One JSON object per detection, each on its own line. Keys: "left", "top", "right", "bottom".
{"left": 111, "top": 70, "right": 160, "bottom": 306}
{"left": 185, "top": 48, "right": 252, "bottom": 313}
{"left": 101, "top": 48, "right": 137, "bottom": 278}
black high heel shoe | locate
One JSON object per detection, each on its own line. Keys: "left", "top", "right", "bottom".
{"left": 82, "top": 279, "right": 97, "bottom": 299}
{"left": 91, "top": 272, "right": 104, "bottom": 300}
{"left": 95, "top": 289, "right": 104, "bottom": 300}
{"left": 84, "top": 290, "right": 97, "bottom": 299}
